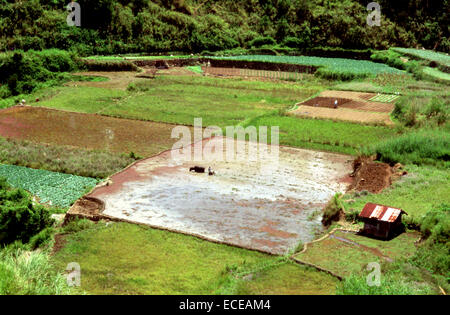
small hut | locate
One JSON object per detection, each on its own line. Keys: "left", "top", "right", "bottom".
{"left": 359, "top": 203, "right": 407, "bottom": 240}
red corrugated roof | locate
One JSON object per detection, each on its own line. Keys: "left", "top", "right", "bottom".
{"left": 359, "top": 203, "right": 405, "bottom": 223}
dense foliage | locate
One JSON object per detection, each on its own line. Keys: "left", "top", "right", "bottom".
{"left": 0, "top": 0, "right": 448, "bottom": 55}
{"left": 0, "top": 49, "right": 81, "bottom": 98}
{"left": 0, "top": 179, "right": 52, "bottom": 245}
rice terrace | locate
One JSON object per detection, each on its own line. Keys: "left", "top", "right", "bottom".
{"left": 0, "top": 0, "right": 449, "bottom": 300}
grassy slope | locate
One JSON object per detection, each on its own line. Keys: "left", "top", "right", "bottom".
{"left": 234, "top": 261, "right": 338, "bottom": 295}
{"left": 423, "top": 67, "right": 450, "bottom": 81}
{"left": 52, "top": 222, "right": 336, "bottom": 295}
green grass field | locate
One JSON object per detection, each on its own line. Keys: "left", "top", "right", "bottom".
{"left": 33, "top": 76, "right": 322, "bottom": 127}
{"left": 392, "top": 48, "right": 450, "bottom": 67}
{"left": 423, "top": 67, "right": 450, "bottom": 81}
{"left": 52, "top": 221, "right": 336, "bottom": 295}
{"left": 245, "top": 114, "right": 398, "bottom": 155}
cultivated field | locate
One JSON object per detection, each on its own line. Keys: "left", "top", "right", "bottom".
{"left": 290, "top": 90, "right": 397, "bottom": 125}
{"left": 0, "top": 52, "right": 448, "bottom": 296}
{"left": 0, "top": 106, "right": 191, "bottom": 157}
{"left": 30, "top": 75, "right": 320, "bottom": 127}
{"left": 81, "top": 137, "right": 352, "bottom": 254}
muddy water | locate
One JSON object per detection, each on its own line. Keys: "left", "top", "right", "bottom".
{"left": 91, "top": 137, "right": 352, "bottom": 254}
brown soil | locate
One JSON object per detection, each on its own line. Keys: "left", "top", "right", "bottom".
{"left": 303, "top": 97, "right": 352, "bottom": 109}
{"left": 291, "top": 106, "right": 393, "bottom": 125}
{"left": 349, "top": 157, "right": 392, "bottom": 194}
{"left": 0, "top": 106, "right": 192, "bottom": 157}
{"left": 64, "top": 196, "right": 105, "bottom": 225}
{"left": 301, "top": 95, "right": 394, "bottom": 113}
{"left": 52, "top": 234, "right": 67, "bottom": 255}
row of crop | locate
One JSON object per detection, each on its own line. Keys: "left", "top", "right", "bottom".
{"left": 0, "top": 164, "right": 98, "bottom": 207}
{"left": 210, "top": 55, "right": 403, "bottom": 80}
{"left": 391, "top": 48, "right": 450, "bottom": 73}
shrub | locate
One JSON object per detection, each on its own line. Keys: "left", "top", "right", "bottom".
{"left": 27, "top": 227, "right": 54, "bottom": 250}
{"left": 322, "top": 193, "right": 343, "bottom": 226}
{"left": 0, "top": 49, "right": 81, "bottom": 98}
{"left": 419, "top": 204, "right": 449, "bottom": 244}
{"left": 0, "top": 247, "right": 73, "bottom": 295}
{"left": 363, "top": 130, "right": 450, "bottom": 167}
{"left": 0, "top": 178, "right": 53, "bottom": 245}
{"left": 409, "top": 204, "right": 450, "bottom": 278}
{"left": 248, "top": 36, "right": 277, "bottom": 48}
{"left": 423, "top": 98, "right": 448, "bottom": 125}
{"left": 84, "top": 60, "right": 138, "bottom": 72}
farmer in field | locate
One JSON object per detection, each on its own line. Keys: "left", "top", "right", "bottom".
{"left": 334, "top": 99, "right": 338, "bottom": 109}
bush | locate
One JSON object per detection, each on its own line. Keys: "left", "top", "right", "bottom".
{"left": 423, "top": 98, "right": 448, "bottom": 125}
{"left": 322, "top": 193, "right": 343, "bottom": 226}
{"left": 363, "top": 130, "right": 450, "bottom": 167}
{"left": 419, "top": 204, "right": 449, "bottom": 244}
{"left": 0, "top": 49, "right": 81, "bottom": 98}
{"left": 0, "top": 247, "right": 73, "bottom": 295}
{"left": 84, "top": 60, "right": 138, "bottom": 72}
{"left": 27, "top": 227, "right": 54, "bottom": 250}
{"left": 409, "top": 204, "right": 450, "bottom": 278}
{"left": 248, "top": 36, "right": 277, "bottom": 48}
{"left": 0, "top": 178, "right": 53, "bottom": 245}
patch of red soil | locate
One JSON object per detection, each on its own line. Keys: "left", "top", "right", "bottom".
{"left": 302, "top": 97, "right": 352, "bottom": 109}
{"left": 89, "top": 165, "right": 143, "bottom": 198}
{"left": 349, "top": 157, "right": 392, "bottom": 194}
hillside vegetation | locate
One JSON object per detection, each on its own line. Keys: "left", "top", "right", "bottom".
{"left": 0, "top": 0, "right": 448, "bottom": 54}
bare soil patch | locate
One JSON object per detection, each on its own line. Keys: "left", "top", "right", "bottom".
{"left": 52, "top": 234, "right": 67, "bottom": 255}
{"left": 291, "top": 106, "right": 393, "bottom": 125}
{"left": 303, "top": 97, "right": 352, "bottom": 109}
{"left": 349, "top": 157, "right": 394, "bottom": 194}
{"left": 292, "top": 89, "right": 395, "bottom": 124}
